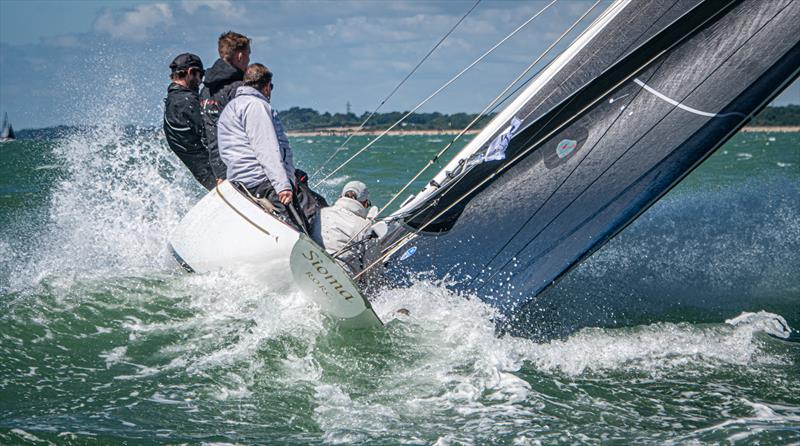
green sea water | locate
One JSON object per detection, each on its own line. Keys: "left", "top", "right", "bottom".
{"left": 0, "top": 127, "right": 798, "bottom": 444}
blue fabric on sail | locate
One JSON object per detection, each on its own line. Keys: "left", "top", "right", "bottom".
{"left": 483, "top": 116, "right": 521, "bottom": 162}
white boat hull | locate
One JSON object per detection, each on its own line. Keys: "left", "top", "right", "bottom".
{"left": 169, "top": 181, "right": 300, "bottom": 288}
{"left": 169, "top": 181, "right": 382, "bottom": 327}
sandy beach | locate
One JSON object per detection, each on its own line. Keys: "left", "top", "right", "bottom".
{"left": 740, "top": 126, "right": 800, "bottom": 132}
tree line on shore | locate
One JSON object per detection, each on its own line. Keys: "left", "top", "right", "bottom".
{"left": 279, "top": 104, "right": 800, "bottom": 130}
{"left": 748, "top": 104, "right": 800, "bottom": 126}
{"left": 13, "top": 105, "right": 800, "bottom": 139}
{"left": 277, "top": 107, "right": 497, "bottom": 131}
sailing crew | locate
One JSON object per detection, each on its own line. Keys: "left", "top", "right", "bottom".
{"left": 217, "top": 63, "right": 323, "bottom": 238}
{"left": 163, "top": 53, "right": 216, "bottom": 190}
{"left": 320, "top": 181, "right": 381, "bottom": 276}
{"left": 200, "top": 31, "right": 251, "bottom": 182}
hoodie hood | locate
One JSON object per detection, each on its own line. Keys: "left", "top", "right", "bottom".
{"left": 235, "top": 85, "right": 268, "bottom": 101}
{"left": 203, "top": 58, "right": 244, "bottom": 90}
{"left": 334, "top": 197, "right": 369, "bottom": 218}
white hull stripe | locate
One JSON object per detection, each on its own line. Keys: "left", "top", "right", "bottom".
{"left": 634, "top": 78, "right": 745, "bottom": 118}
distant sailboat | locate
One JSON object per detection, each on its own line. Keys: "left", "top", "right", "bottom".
{"left": 0, "top": 112, "right": 15, "bottom": 142}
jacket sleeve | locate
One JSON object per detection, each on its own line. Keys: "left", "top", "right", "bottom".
{"left": 207, "top": 143, "right": 227, "bottom": 180}
{"left": 242, "top": 101, "right": 292, "bottom": 193}
{"left": 164, "top": 94, "right": 216, "bottom": 190}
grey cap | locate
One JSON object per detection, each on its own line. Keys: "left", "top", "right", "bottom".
{"left": 342, "top": 180, "right": 369, "bottom": 202}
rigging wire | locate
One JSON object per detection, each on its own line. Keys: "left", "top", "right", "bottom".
{"left": 329, "top": 0, "right": 571, "bottom": 259}
{"left": 353, "top": 0, "right": 733, "bottom": 281}
{"left": 313, "top": 0, "right": 559, "bottom": 188}
{"left": 311, "top": 0, "right": 482, "bottom": 179}
{"left": 376, "top": 0, "right": 603, "bottom": 218}
{"left": 351, "top": 0, "right": 608, "bottom": 280}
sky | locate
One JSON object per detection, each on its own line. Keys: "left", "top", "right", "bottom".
{"left": 0, "top": 0, "right": 798, "bottom": 130}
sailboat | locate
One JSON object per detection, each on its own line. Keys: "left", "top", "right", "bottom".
{"left": 0, "top": 112, "right": 15, "bottom": 142}
{"left": 168, "top": 0, "right": 800, "bottom": 329}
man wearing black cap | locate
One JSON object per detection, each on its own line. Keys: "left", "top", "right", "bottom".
{"left": 164, "top": 53, "right": 216, "bottom": 190}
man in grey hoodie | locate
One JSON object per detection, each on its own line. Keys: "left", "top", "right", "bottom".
{"left": 217, "top": 63, "right": 320, "bottom": 235}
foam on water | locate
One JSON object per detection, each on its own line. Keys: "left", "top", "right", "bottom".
{"left": 282, "top": 280, "right": 795, "bottom": 442}
{"left": 8, "top": 78, "right": 200, "bottom": 290}
{"left": 2, "top": 250, "right": 797, "bottom": 443}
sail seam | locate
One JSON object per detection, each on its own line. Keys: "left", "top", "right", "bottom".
{"left": 633, "top": 78, "right": 747, "bottom": 118}
{"left": 465, "top": 0, "right": 684, "bottom": 285}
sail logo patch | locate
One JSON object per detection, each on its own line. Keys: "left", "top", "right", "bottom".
{"left": 399, "top": 246, "right": 417, "bottom": 261}
{"left": 556, "top": 139, "right": 577, "bottom": 158}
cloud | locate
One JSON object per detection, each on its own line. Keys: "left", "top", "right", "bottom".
{"left": 42, "top": 35, "right": 82, "bottom": 48}
{"left": 94, "top": 3, "right": 173, "bottom": 42}
{"left": 320, "top": 12, "right": 471, "bottom": 48}
{"left": 181, "top": 0, "right": 245, "bottom": 20}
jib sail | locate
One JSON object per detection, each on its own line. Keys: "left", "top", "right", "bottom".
{"left": 383, "top": 0, "right": 800, "bottom": 323}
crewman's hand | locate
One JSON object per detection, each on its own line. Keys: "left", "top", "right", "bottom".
{"left": 216, "top": 178, "right": 224, "bottom": 185}
{"left": 278, "top": 190, "right": 293, "bottom": 205}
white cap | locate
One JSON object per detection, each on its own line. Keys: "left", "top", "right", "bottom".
{"left": 342, "top": 180, "right": 369, "bottom": 202}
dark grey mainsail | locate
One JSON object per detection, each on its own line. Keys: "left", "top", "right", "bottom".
{"left": 0, "top": 112, "right": 14, "bottom": 140}
{"left": 382, "top": 0, "right": 800, "bottom": 325}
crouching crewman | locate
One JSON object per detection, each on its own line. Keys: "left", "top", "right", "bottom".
{"left": 320, "top": 181, "right": 383, "bottom": 278}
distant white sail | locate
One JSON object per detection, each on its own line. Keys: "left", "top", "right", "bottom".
{"left": 1, "top": 112, "right": 15, "bottom": 140}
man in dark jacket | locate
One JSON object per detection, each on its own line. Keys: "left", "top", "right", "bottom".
{"left": 200, "top": 31, "right": 251, "bottom": 180}
{"left": 163, "top": 53, "right": 216, "bottom": 190}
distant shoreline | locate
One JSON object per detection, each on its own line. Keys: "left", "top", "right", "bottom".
{"left": 286, "top": 128, "right": 483, "bottom": 137}
{"left": 286, "top": 126, "right": 799, "bottom": 137}
{"left": 11, "top": 124, "right": 799, "bottom": 140}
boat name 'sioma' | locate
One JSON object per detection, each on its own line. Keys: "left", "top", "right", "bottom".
{"left": 302, "top": 250, "right": 355, "bottom": 300}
